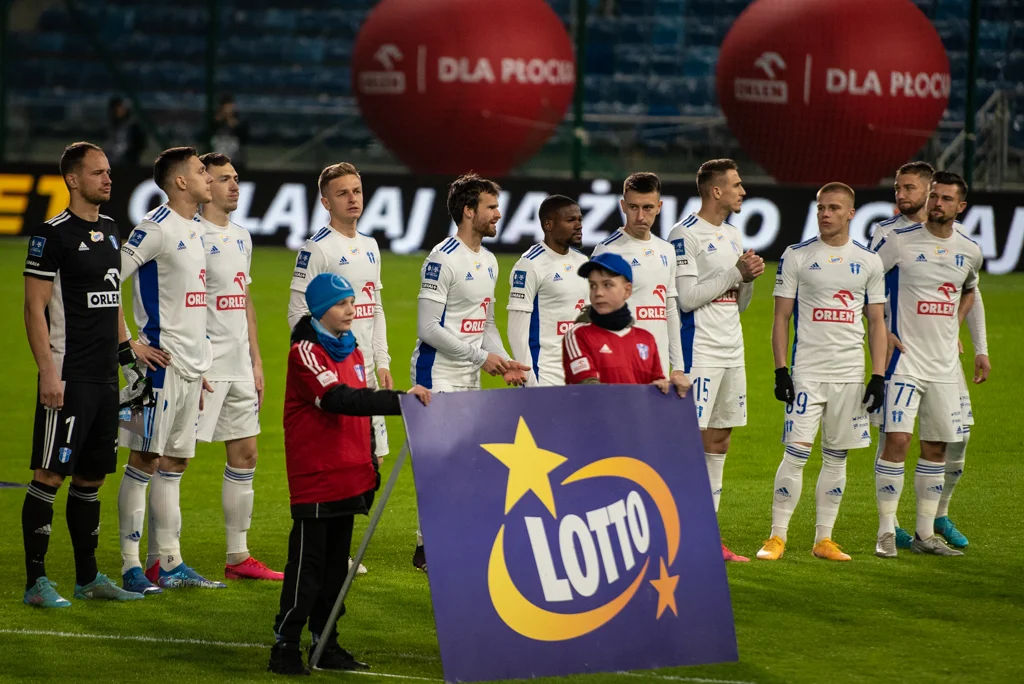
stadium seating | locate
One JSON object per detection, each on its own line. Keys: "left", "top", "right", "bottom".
{"left": 5, "top": 0, "right": 1021, "bottom": 159}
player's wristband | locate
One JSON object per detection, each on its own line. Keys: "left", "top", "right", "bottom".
{"left": 118, "top": 340, "right": 138, "bottom": 369}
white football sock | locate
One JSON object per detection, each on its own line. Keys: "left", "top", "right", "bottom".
{"left": 936, "top": 430, "right": 968, "bottom": 519}
{"left": 118, "top": 465, "right": 151, "bottom": 574}
{"left": 223, "top": 465, "right": 255, "bottom": 565}
{"left": 150, "top": 470, "right": 184, "bottom": 571}
{"left": 705, "top": 452, "right": 726, "bottom": 514}
{"left": 769, "top": 445, "right": 810, "bottom": 542}
{"left": 875, "top": 432, "right": 901, "bottom": 529}
{"left": 815, "top": 449, "right": 847, "bottom": 543}
{"left": 875, "top": 459, "right": 904, "bottom": 537}
{"left": 914, "top": 460, "right": 945, "bottom": 541}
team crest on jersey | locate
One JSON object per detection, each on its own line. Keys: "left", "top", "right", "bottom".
{"left": 643, "top": 248, "right": 655, "bottom": 257}
{"left": 706, "top": 243, "right": 717, "bottom": 253}
{"left": 661, "top": 255, "right": 668, "bottom": 267}
{"left": 850, "top": 262, "right": 861, "bottom": 274}
{"left": 350, "top": 247, "right": 360, "bottom": 255}
{"left": 89, "top": 230, "right": 104, "bottom": 242}
{"left": 108, "top": 234, "right": 118, "bottom": 249}
{"left": 955, "top": 254, "right": 965, "bottom": 267}
{"left": 177, "top": 241, "right": 187, "bottom": 250}
{"left": 128, "top": 231, "right": 146, "bottom": 247}
{"left": 368, "top": 251, "right": 376, "bottom": 264}
{"left": 488, "top": 266, "right": 495, "bottom": 280}
{"left": 730, "top": 240, "right": 740, "bottom": 254}
{"left": 354, "top": 365, "right": 365, "bottom": 382}
{"left": 828, "top": 255, "right": 843, "bottom": 264}
{"left": 513, "top": 270, "right": 527, "bottom": 288}
{"left": 210, "top": 245, "right": 220, "bottom": 255}
{"left": 553, "top": 273, "right": 563, "bottom": 282}
{"left": 237, "top": 239, "right": 245, "bottom": 253}
{"left": 296, "top": 250, "right": 311, "bottom": 269}
{"left": 636, "top": 343, "right": 650, "bottom": 360}
{"left": 563, "top": 263, "right": 573, "bottom": 272}
{"left": 916, "top": 254, "right": 928, "bottom": 262}
{"left": 934, "top": 247, "right": 948, "bottom": 256}
{"left": 29, "top": 236, "right": 46, "bottom": 257}
{"left": 339, "top": 256, "right": 349, "bottom": 265}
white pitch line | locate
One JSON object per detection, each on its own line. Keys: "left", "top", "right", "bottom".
{"left": 619, "top": 671, "right": 757, "bottom": 684}
{"left": 0, "top": 629, "right": 442, "bottom": 681}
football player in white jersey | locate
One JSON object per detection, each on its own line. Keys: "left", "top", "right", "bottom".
{"left": 194, "top": 153, "right": 282, "bottom": 581}
{"left": 757, "top": 183, "right": 886, "bottom": 562}
{"left": 506, "top": 195, "right": 589, "bottom": 386}
{"left": 872, "top": 171, "right": 983, "bottom": 558}
{"left": 410, "top": 173, "right": 529, "bottom": 570}
{"left": 869, "top": 162, "right": 990, "bottom": 550}
{"left": 116, "top": 147, "right": 224, "bottom": 592}
{"left": 668, "top": 159, "right": 763, "bottom": 562}
{"left": 591, "top": 173, "right": 687, "bottom": 383}
{"left": 287, "top": 162, "right": 391, "bottom": 575}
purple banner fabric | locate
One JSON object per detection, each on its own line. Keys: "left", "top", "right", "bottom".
{"left": 401, "top": 384, "right": 738, "bottom": 683}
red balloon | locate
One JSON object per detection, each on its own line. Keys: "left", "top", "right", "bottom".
{"left": 716, "top": 0, "right": 950, "bottom": 186}
{"left": 352, "top": 0, "right": 576, "bottom": 177}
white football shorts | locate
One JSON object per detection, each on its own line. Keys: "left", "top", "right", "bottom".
{"left": 686, "top": 366, "right": 747, "bottom": 430}
{"left": 781, "top": 380, "right": 871, "bottom": 450}
{"left": 883, "top": 374, "right": 963, "bottom": 443}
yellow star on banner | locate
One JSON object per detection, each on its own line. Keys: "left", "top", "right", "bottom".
{"left": 649, "top": 557, "right": 679, "bottom": 619}
{"left": 481, "top": 417, "right": 567, "bottom": 518}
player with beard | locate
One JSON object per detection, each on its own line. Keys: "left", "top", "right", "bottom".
{"left": 507, "top": 195, "right": 590, "bottom": 386}
{"left": 869, "top": 162, "right": 990, "bottom": 550}
{"left": 409, "top": 173, "right": 530, "bottom": 571}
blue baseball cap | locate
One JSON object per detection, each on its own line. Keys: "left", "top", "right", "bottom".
{"left": 577, "top": 252, "right": 633, "bottom": 283}
{"left": 305, "top": 273, "right": 355, "bottom": 319}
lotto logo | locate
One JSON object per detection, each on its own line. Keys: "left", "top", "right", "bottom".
{"left": 216, "top": 295, "right": 246, "bottom": 310}
{"left": 185, "top": 292, "right": 207, "bottom": 307}
{"left": 556, "top": 321, "right": 574, "bottom": 335}
{"left": 461, "top": 319, "right": 486, "bottom": 333}
{"left": 712, "top": 290, "right": 738, "bottom": 304}
{"left": 916, "top": 301, "right": 955, "bottom": 316}
{"left": 355, "top": 303, "right": 375, "bottom": 319}
{"left": 87, "top": 291, "right": 121, "bottom": 308}
{"left": 812, "top": 307, "right": 855, "bottom": 323}
{"left": 635, "top": 306, "right": 666, "bottom": 320}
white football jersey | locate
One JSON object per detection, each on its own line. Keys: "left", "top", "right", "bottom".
{"left": 774, "top": 236, "right": 886, "bottom": 382}
{"left": 507, "top": 243, "right": 590, "bottom": 386}
{"left": 411, "top": 236, "right": 500, "bottom": 388}
{"left": 668, "top": 213, "right": 745, "bottom": 370}
{"left": 591, "top": 229, "right": 677, "bottom": 376}
{"left": 289, "top": 226, "right": 387, "bottom": 370}
{"left": 121, "top": 205, "right": 212, "bottom": 381}
{"left": 867, "top": 212, "right": 915, "bottom": 251}
{"left": 874, "top": 224, "right": 983, "bottom": 382}
{"left": 199, "top": 216, "right": 253, "bottom": 382}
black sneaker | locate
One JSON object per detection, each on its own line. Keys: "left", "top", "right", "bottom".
{"left": 268, "top": 643, "right": 310, "bottom": 676}
{"left": 412, "top": 545, "right": 427, "bottom": 573}
{"left": 308, "top": 642, "right": 369, "bottom": 671}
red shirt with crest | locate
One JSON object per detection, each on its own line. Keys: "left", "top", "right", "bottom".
{"left": 562, "top": 322, "right": 664, "bottom": 385}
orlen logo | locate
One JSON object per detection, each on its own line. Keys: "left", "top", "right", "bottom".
{"left": 461, "top": 297, "right": 490, "bottom": 333}
{"left": 637, "top": 286, "right": 667, "bottom": 320}
{"left": 574, "top": 299, "right": 585, "bottom": 312}
{"left": 832, "top": 289, "right": 854, "bottom": 307}
{"left": 355, "top": 281, "right": 376, "bottom": 319}
{"left": 734, "top": 51, "right": 788, "bottom": 104}
{"left": 917, "top": 301, "right": 955, "bottom": 316}
{"left": 362, "top": 281, "right": 376, "bottom": 300}
{"left": 812, "top": 308, "right": 855, "bottom": 323}
{"left": 87, "top": 291, "right": 121, "bottom": 308}
{"left": 937, "top": 282, "right": 957, "bottom": 300}
{"left": 233, "top": 271, "right": 246, "bottom": 291}
{"left": 187, "top": 270, "right": 207, "bottom": 307}
{"left": 556, "top": 321, "right": 575, "bottom": 335}
{"left": 712, "top": 289, "right": 738, "bottom": 304}
{"left": 216, "top": 295, "right": 246, "bottom": 310}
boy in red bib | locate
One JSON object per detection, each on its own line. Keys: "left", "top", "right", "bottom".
{"left": 271, "top": 273, "right": 430, "bottom": 675}
{"left": 563, "top": 252, "right": 690, "bottom": 397}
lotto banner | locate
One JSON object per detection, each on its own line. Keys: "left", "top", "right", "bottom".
{"left": 400, "top": 385, "right": 737, "bottom": 683}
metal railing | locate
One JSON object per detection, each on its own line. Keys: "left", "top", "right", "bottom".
{"left": 938, "top": 91, "right": 1011, "bottom": 191}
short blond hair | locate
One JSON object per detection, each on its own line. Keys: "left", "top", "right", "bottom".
{"left": 318, "top": 162, "right": 360, "bottom": 195}
{"left": 817, "top": 182, "right": 855, "bottom": 203}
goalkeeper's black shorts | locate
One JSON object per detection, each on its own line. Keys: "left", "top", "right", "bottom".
{"left": 31, "top": 380, "right": 118, "bottom": 478}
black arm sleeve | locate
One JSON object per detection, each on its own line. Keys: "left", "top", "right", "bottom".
{"left": 318, "top": 383, "right": 403, "bottom": 416}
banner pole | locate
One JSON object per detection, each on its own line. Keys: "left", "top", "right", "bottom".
{"left": 309, "top": 441, "right": 410, "bottom": 670}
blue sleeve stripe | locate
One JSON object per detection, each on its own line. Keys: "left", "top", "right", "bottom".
{"left": 138, "top": 261, "right": 166, "bottom": 390}
{"left": 680, "top": 310, "right": 695, "bottom": 373}
{"left": 414, "top": 307, "right": 446, "bottom": 388}
{"left": 529, "top": 296, "right": 541, "bottom": 381}
{"left": 681, "top": 215, "right": 698, "bottom": 228}
{"left": 600, "top": 232, "right": 624, "bottom": 246}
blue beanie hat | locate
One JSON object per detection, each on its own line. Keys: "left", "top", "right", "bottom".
{"left": 305, "top": 273, "right": 355, "bottom": 319}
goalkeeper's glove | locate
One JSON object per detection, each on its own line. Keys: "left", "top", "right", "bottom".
{"left": 119, "top": 341, "right": 153, "bottom": 407}
{"left": 863, "top": 374, "right": 885, "bottom": 413}
{"left": 774, "top": 367, "right": 795, "bottom": 405}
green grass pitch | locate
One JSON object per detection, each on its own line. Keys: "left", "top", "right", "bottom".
{"left": 0, "top": 239, "right": 1022, "bottom": 684}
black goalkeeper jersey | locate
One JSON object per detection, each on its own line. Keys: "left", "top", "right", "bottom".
{"left": 23, "top": 209, "right": 122, "bottom": 383}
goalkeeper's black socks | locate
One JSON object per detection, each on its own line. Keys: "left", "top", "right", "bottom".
{"left": 22, "top": 481, "right": 58, "bottom": 590}
{"left": 67, "top": 484, "right": 101, "bottom": 586}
